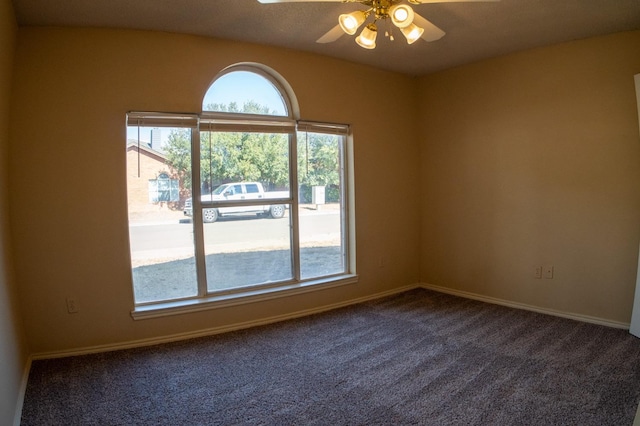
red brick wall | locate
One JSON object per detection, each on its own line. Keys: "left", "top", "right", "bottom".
{"left": 126, "top": 146, "right": 188, "bottom": 215}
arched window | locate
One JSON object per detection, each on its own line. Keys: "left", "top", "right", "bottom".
{"left": 148, "top": 172, "right": 179, "bottom": 203}
{"left": 202, "top": 69, "right": 289, "bottom": 116}
{"left": 126, "top": 64, "right": 355, "bottom": 317}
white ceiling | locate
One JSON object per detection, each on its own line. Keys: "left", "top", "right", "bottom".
{"left": 11, "top": 0, "right": 640, "bottom": 76}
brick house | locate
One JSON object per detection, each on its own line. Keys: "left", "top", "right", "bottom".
{"left": 126, "top": 140, "right": 189, "bottom": 218}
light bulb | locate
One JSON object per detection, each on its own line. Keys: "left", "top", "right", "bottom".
{"left": 394, "top": 9, "right": 408, "bottom": 22}
{"left": 390, "top": 4, "right": 415, "bottom": 29}
{"left": 339, "top": 11, "right": 366, "bottom": 35}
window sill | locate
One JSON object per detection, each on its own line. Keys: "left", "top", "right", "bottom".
{"left": 131, "top": 274, "right": 359, "bottom": 320}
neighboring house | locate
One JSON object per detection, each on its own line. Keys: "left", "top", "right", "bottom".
{"left": 126, "top": 140, "right": 185, "bottom": 216}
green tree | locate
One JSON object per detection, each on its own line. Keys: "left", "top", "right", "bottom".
{"left": 200, "top": 101, "right": 289, "bottom": 190}
{"left": 164, "top": 129, "right": 192, "bottom": 191}
{"left": 297, "top": 132, "right": 340, "bottom": 187}
{"left": 297, "top": 131, "right": 341, "bottom": 203}
{"left": 199, "top": 130, "right": 288, "bottom": 190}
{"left": 163, "top": 102, "right": 340, "bottom": 196}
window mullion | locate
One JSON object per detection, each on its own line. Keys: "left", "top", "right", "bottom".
{"left": 339, "top": 135, "right": 349, "bottom": 274}
{"left": 191, "top": 129, "right": 208, "bottom": 297}
{"left": 345, "top": 133, "right": 355, "bottom": 275}
{"left": 290, "top": 131, "right": 301, "bottom": 282}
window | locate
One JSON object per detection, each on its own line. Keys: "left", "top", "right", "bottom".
{"left": 126, "top": 122, "right": 198, "bottom": 304}
{"left": 149, "top": 173, "right": 179, "bottom": 203}
{"left": 296, "top": 129, "right": 346, "bottom": 280}
{"left": 126, "top": 64, "right": 355, "bottom": 318}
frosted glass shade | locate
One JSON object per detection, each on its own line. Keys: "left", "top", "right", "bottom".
{"left": 339, "top": 11, "right": 366, "bottom": 35}
{"left": 401, "top": 23, "right": 424, "bottom": 44}
{"left": 355, "top": 24, "right": 377, "bottom": 49}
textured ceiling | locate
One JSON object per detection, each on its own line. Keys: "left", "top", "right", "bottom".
{"left": 11, "top": 0, "right": 640, "bottom": 76}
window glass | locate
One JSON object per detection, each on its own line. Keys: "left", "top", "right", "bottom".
{"left": 202, "top": 203, "right": 293, "bottom": 292}
{"left": 199, "top": 130, "right": 290, "bottom": 198}
{"left": 126, "top": 126, "right": 197, "bottom": 303}
{"left": 202, "top": 71, "right": 287, "bottom": 116}
{"left": 199, "top": 129, "right": 292, "bottom": 292}
{"left": 297, "top": 131, "right": 346, "bottom": 279}
{"left": 149, "top": 173, "right": 179, "bottom": 203}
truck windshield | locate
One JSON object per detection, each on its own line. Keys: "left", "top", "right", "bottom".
{"left": 212, "top": 185, "right": 228, "bottom": 195}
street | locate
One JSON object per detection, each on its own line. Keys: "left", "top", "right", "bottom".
{"left": 129, "top": 208, "right": 341, "bottom": 265}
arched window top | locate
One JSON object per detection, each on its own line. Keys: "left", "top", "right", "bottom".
{"left": 202, "top": 67, "right": 290, "bottom": 117}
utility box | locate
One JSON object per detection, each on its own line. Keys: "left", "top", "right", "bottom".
{"left": 312, "top": 185, "right": 326, "bottom": 205}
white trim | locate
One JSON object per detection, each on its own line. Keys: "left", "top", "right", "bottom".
{"left": 631, "top": 243, "right": 640, "bottom": 337}
{"left": 421, "top": 283, "right": 630, "bottom": 329}
{"left": 32, "top": 284, "right": 420, "bottom": 360}
{"left": 132, "top": 275, "right": 359, "bottom": 320}
{"left": 629, "top": 74, "right": 640, "bottom": 338}
{"left": 13, "top": 356, "right": 32, "bottom": 426}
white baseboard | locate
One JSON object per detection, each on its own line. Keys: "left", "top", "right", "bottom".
{"left": 31, "top": 284, "right": 422, "bottom": 360}
{"left": 30, "top": 282, "right": 628, "bottom": 361}
{"left": 14, "top": 356, "right": 32, "bottom": 426}
{"left": 420, "top": 283, "right": 630, "bottom": 329}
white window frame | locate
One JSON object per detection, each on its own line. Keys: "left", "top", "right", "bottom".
{"left": 127, "top": 66, "right": 357, "bottom": 319}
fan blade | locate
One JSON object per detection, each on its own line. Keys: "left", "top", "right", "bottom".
{"left": 316, "top": 24, "right": 345, "bottom": 43}
{"left": 257, "top": 0, "right": 345, "bottom": 3}
{"left": 413, "top": 13, "right": 445, "bottom": 42}
{"left": 410, "top": 0, "right": 499, "bottom": 3}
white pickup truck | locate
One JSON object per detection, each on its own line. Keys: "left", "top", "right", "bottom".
{"left": 183, "top": 182, "right": 288, "bottom": 223}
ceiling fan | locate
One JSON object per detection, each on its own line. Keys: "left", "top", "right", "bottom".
{"left": 257, "top": 0, "right": 500, "bottom": 49}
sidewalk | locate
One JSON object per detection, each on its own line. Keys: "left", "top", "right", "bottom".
{"left": 128, "top": 203, "right": 340, "bottom": 225}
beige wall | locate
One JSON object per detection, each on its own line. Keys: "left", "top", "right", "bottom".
{"left": 8, "top": 21, "right": 639, "bottom": 358}
{"left": 0, "top": 0, "right": 28, "bottom": 422}
{"left": 9, "top": 28, "right": 421, "bottom": 354}
{"left": 419, "top": 31, "right": 640, "bottom": 323}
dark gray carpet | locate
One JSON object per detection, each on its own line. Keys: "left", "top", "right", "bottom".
{"left": 21, "top": 289, "right": 640, "bottom": 425}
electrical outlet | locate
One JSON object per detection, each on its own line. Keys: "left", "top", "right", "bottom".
{"left": 543, "top": 266, "right": 554, "bottom": 279}
{"left": 66, "top": 297, "right": 79, "bottom": 314}
{"left": 534, "top": 266, "right": 542, "bottom": 279}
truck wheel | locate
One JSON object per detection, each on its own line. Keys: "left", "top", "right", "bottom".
{"left": 203, "top": 208, "right": 219, "bottom": 223}
{"left": 269, "top": 205, "right": 285, "bottom": 219}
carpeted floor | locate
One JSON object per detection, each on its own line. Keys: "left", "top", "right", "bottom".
{"left": 21, "top": 288, "right": 640, "bottom": 425}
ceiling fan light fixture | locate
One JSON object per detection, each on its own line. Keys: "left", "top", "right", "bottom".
{"left": 339, "top": 11, "right": 367, "bottom": 35}
{"left": 390, "top": 4, "right": 415, "bottom": 29}
{"left": 401, "top": 23, "right": 424, "bottom": 44}
{"left": 355, "top": 23, "right": 377, "bottom": 49}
